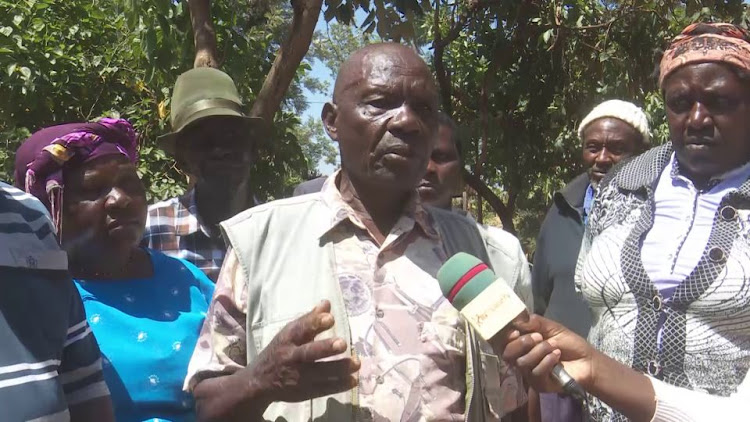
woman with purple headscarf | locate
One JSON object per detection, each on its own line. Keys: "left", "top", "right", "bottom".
{"left": 16, "top": 118, "right": 214, "bottom": 422}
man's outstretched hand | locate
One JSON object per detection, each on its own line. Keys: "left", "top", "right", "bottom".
{"left": 249, "top": 300, "right": 360, "bottom": 405}
{"left": 194, "top": 300, "right": 360, "bottom": 422}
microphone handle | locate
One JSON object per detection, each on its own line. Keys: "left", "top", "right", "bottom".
{"left": 512, "top": 310, "right": 587, "bottom": 402}
{"left": 550, "top": 364, "right": 587, "bottom": 402}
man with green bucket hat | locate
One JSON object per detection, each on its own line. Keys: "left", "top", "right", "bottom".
{"left": 142, "top": 67, "right": 266, "bottom": 282}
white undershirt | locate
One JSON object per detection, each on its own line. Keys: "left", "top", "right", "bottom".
{"left": 641, "top": 154, "right": 750, "bottom": 298}
{"left": 635, "top": 155, "right": 750, "bottom": 421}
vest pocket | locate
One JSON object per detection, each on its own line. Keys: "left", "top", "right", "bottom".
{"left": 479, "top": 350, "right": 524, "bottom": 420}
{"left": 249, "top": 314, "right": 302, "bottom": 358}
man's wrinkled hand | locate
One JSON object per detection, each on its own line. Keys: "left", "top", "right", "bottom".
{"left": 246, "top": 300, "right": 360, "bottom": 406}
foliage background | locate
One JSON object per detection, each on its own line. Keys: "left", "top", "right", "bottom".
{"left": 0, "top": 0, "right": 336, "bottom": 201}
{"left": 1, "top": 0, "right": 748, "bottom": 252}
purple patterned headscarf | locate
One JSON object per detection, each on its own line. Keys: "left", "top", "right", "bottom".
{"left": 14, "top": 117, "right": 138, "bottom": 236}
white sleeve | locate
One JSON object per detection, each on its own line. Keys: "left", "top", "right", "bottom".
{"left": 481, "top": 225, "right": 533, "bottom": 311}
{"left": 648, "top": 373, "right": 750, "bottom": 422}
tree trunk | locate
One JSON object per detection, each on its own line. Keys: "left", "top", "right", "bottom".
{"left": 186, "top": 0, "right": 323, "bottom": 124}
{"left": 475, "top": 72, "right": 491, "bottom": 224}
{"left": 188, "top": 0, "right": 220, "bottom": 68}
{"left": 462, "top": 169, "right": 515, "bottom": 234}
{"left": 432, "top": 0, "right": 453, "bottom": 115}
{"left": 249, "top": 0, "right": 323, "bottom": 123}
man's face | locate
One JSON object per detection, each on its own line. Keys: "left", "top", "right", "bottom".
{"left": 418, "top": 124, "right": 461, "bottom": 208}
{"left": 581, "top": 117, "right": 642, "bottom": 185}
{"left": 178, "top": 116, "right": 255, "bottom": 186}
{"left": 324, "top": 47, "right": 440, "bottom": 193}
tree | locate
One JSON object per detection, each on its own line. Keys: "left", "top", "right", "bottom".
{"left": 423, "top": 0, "right": 747, "bottom": 246}
{"left": 0, "top": 0, "right": 330, "bottom": 201}
{"left": 291, "top": 116, "right": 338, "bottom": 179}
{"left": 309, "top": 21, "right": 381, "bottom": 78}
{"left": 307, "top": 0, "right": 747, "bottom": 248}
{"left": 0, "top": 0, "right": 431, "bottom": 203}
{"left": 4, "top": 0, "right": 747, "bottom": 252}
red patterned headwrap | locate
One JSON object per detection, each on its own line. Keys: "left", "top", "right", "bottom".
{"left": 659, "top": 23, "right": 750, "bottom": 88}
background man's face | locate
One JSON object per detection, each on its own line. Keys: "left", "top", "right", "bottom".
{"left": 329, "top": 48, "right": 440, "bottom": 192}
{"left": 581, "top": 117, "right": 642, "bottom": 185}
{"left": 178, "top": 116, "right": 255, "bottom": 186}
{"left": 418, "top": 124, "right": 461, "bottom": 207}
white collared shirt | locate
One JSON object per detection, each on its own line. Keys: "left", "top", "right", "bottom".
{"left": 641, "top": 154, "right": 750, "bottom": 297}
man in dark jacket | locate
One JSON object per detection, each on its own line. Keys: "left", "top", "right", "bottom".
{"left": 531, "top": 99, "right": 650, "bottom": 421}
{"left": 292, "top": 175, "right": 327, "bottom": 196}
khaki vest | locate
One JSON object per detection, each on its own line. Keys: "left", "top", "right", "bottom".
{"left": 221, "top": 194, "right": 531, "bottom": 421}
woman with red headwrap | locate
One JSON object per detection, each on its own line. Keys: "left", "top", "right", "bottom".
{"left": 15, "top": 118, "right": 214, "bottom": 421}
{"left": 502, "top": 23, "right": 750, "bottom": 422}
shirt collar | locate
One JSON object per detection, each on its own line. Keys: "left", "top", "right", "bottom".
{"left": 319, "top": 170, "right": 440, "bottom": 241}
{"left": 582, "top": 183, "right": 596, "bottom": 221}
{"left": 669, "top": 152, "right": 750, "bottom": 190}
{"left": 176, "top": 188, "right": 216, "bottom": 238}
{"left": 556, "top": 172, "right": 590, "bottom": 211}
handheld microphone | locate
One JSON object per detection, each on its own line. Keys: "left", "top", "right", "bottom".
{"left": 437, "top": 252, "right": 586, "bottom": 401}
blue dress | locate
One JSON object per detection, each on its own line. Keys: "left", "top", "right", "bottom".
{"left": 74, "top": 249, "right": 214, "bottom": 422}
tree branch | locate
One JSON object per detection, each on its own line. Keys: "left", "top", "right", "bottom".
{"left": 188, "top": 0, "right": 220, "bottom": 68}
{"left": 462, "top": 169, "right": 515, "bottom": 233}
{"left": 432, "top": 0, "right": 453, "bottom": 114}
{"left": 249, "top": 0, "right": 323, "bottom": 123}
{"left": 433, "top": 0, "right": 496, "bottom": 50}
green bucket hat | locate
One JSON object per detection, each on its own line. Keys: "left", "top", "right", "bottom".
{"left": 158, "top": 67, "right": 266, "bottom": 155}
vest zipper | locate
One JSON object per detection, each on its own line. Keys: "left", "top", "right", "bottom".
{"left": 464, "top": 322, "right": 475, "bottom": 422}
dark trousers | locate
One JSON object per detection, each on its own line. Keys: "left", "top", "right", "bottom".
{"left": 539, "top": 392, "right": 584, "bottom": 422}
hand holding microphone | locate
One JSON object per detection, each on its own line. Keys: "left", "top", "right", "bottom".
{"left": 436, "top": 253, "right": 663, "bottom": 421}
{"left": 437, "top": 253, "right": 587, "bottom": 401}
{"left": 500, "top": 313, "right": 597, "bottom": 394}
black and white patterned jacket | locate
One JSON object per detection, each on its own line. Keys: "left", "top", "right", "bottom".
{"left": 575, "top": 143, "right": 750, "bottom": 421}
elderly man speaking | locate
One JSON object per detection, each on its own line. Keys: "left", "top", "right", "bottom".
{"left": 184, "top": 43, "right": 532, "bottom": 421}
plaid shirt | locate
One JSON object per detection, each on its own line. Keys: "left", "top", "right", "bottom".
{"left": 142, "top": 189, "right": 226, "bottom": 282}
